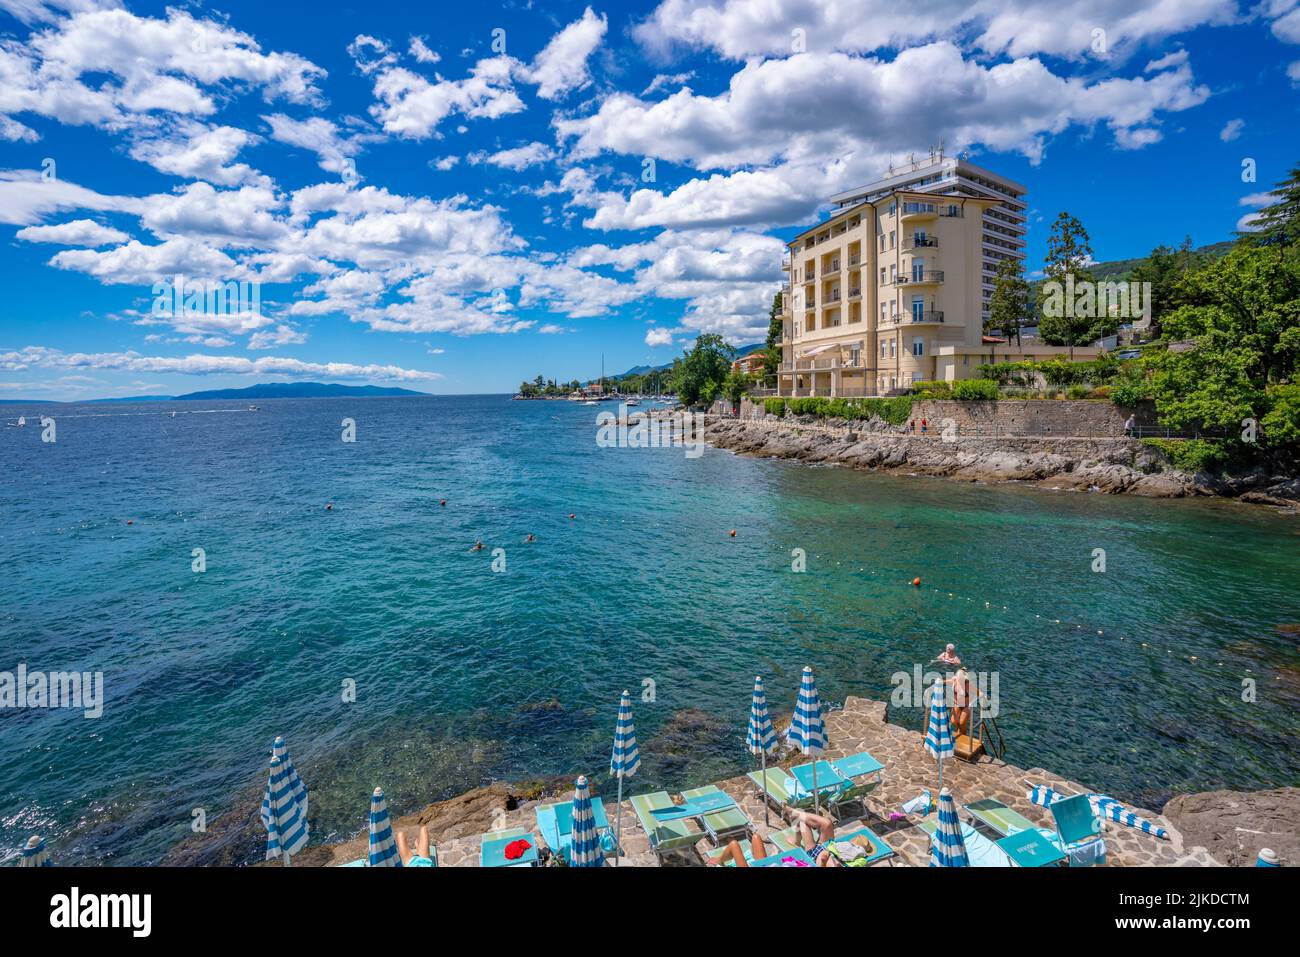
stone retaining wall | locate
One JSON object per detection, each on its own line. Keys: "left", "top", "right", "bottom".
{"left": 741, "top": 396, "right": 1156, "bottom": 437}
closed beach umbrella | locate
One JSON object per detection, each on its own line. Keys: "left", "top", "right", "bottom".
{"left": 928, "top": 788, "right": 969, "bottom": 867}
{"left": 263, "top": 754, "right": 309, "bottom": 865}
{"left": 367, "top": 787, "right": 401, "bottom": 867}
{"left": 1028, "top": 785, "right": 1167, "bottom": 841}
{"left": 1090, "top": 795, "right": 1168, "bottom": 841}
{"left": 746, "top": 676, "right": 777, "bottom": 826}
{"left": 924, "top": 679, "right": 953, "bottom": 794}
{"left": 260, "top": 735, "right": 308, "bottom": 827}
{"left": 787, "top": 666, "right": 825, "bottom": 813}
{"left": 20, "top": 835, "right": 51, "bottom": 867}
{"left": 1026, "top": 783, "right": 1062, "bottom": 808}
{"left": 609, "top": 690, "right": 641, "bottom": 867}
{"left": 570, "top": 776, "right": 605, "bottom": 867}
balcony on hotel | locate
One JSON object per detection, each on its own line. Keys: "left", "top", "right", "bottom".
{"left": 893, "top": 270, "right": 945, "bottom": 286}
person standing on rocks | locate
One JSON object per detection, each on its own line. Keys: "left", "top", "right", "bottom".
{"left": 1124, "top": 413, "right": 1137, "bottom": 437}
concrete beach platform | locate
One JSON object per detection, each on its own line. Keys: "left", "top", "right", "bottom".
{"left": 320, "top": 696, "right": 1221, "bottom": 867}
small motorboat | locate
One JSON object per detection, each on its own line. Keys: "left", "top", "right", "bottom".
{"left": 248, "top": 405, "right": 259, "bottom": 412}
{"left": 6, "top": 416, "right": 25, "bottom": 428}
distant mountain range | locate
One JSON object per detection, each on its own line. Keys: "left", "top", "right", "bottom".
{"left": 2, "top": 382, "right": 432, "bottom": 404}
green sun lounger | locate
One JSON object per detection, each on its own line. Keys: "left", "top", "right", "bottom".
{"left": 747, "top": 768, "right": 817, "bottom": 812}
{"left": 964, "top": 798, "right": 1043, "bottom": 837}
{"left": 680, "top": 785, "right": 750, "bottom": 844}
{"left": 917, "top": 818, "right": 1012, "bottom": 867}
{"left": 630, "top": 791, "right": 704, "bottom": 860}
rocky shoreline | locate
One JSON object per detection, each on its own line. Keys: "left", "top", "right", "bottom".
{"left": 705, "top": 414, "right": 1300, "bottom": 507}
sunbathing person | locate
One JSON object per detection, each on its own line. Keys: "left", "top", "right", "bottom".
{"left": 789, "top": 808, "right": 841, "bottom": 867}
{"left": 707, "top": 829, "right": 770, "bottom": 867}
{"left": 395, "top": 826, "right": 434, "bottom": 867}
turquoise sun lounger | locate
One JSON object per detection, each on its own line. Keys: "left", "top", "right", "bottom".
{"left": 536, "top": 797, "right": 619, "bottom": 863}
{"left": 480, "top": 827, "right": 539, "bottom": 867}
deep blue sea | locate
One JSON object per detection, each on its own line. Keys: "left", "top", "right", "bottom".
{"left": 2, "top": 394, "right": 1298, "bottom": 864}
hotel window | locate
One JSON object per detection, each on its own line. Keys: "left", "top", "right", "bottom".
{"left": 879, "top": 267, "right": 886, "bottom": 285}
{"left": 889, "top": 264, "right": 896, "bottom": 284}
{"left": 887, "top": 202, "right": 896, "bottom": 217}
{"left": 912, "top": 337, "right": 924, "bottom": 357}
{"left": 889, "top": 338, "right": 896, "bottom": 359}
{"left": 880, "top": 340, "right": 887, "bottom": 359}
{"left": 850, "top": 346, "right": 861, "bottom": 366}
{"left": 911, "top": 296, "right": 924, "bottom": 321}
{"left": 879, "top": 235, "right": 885, "bottom": 252}
{"left": 880, "top": 303, "right": 888, "bottom": 324}
{"left": 889, "top": 230, "right": 895, "bottom": 249}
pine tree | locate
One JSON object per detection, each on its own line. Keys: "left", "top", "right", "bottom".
{"left": 988, "top": 256, "right": 1029, "bottom": 347}
{"left": 1242, "top": 162, "right": 1300, "bottom": 250}
{"left": 1038, "top": 211, "right": 1097, "bottom": 358}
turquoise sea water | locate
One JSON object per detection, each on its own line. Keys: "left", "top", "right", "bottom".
{"left": 2, "top": 394, "right": 1298, "bottom": 865}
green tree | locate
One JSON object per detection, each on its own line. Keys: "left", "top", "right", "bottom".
{"left": 1038, "top": 211, "right": 1099, "bottom": 357}
{"left": 670, "top": 334, "right": 736, "bottom": 407}
{"left": 762, "top": 291, "right": 784, "bottom": 378}
{"left": 988, "top": 255, "right": 1029, "bottom": 346}
{"left": 1145, "top": 244, "right": 1300, "bottom": 438}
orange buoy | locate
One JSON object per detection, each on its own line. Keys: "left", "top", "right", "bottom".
{"left": 911, "top": 577, "right": 921, "bottom": 587}
{"left": 729, "top": 529, "right": 736, "bottom": 537}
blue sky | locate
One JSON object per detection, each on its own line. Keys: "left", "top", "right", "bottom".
{"left": 1, "top": 0, "right": 1297, "bottom": 399}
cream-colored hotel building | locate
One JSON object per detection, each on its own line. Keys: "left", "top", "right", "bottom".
{"left": 775, "top": 153, "right": 1095, "bottom": 397}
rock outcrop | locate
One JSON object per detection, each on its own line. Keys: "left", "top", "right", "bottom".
{"left": 706, "top": 416, "right": 1300, "bottom": 505}
{"left": 1162, "top": 787, "right": 1300, "bottom": 866}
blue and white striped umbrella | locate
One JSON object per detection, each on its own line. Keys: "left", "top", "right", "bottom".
{"left": 1028, "top": 785, "right": 1167, "bottom": 841}
{"left": 20, "top": 835, "right": 51, "bottom": 867}
{"left": 746, "top": 676, "right": 776, "bottom": 755}
{"left": 1026, "top": 783, "right": 1063, "bottom": 809}
{"left": 747, "top": 675, "right": 777, "bottom": 826}
{"left": 924, "top": 679, "right": 953, "bottom": 793}
{"left": 263, "top": 754, "right": 309, "bottom": 863}
{"left": 1092, "top": 795, "right": 1168, "bottom": 840}
{"left": 610, "top": 691, "right": 641, "bottom": 779}
{"left": 609, "top": 691, "right": 640, "bottom": 866}
{"left": 787, "top": 666, "right": 825, "bottom": 813}
{"left": 367, "top": 787, "right": 401, "bottom": 867}
{"left": 260, "top": 736, "right": 308, "bottom": 829}
{"left": 928, "top": 788, "right": 969, "bottom": 867}
{"left": 569, "top": 776, "right": 604, "bottom": 867}
{"left": 787, "top": 666, "right": 825, "bottom": 755}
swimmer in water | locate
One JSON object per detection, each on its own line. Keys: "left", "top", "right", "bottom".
{"left": 523, "top": 534, "right": 535, "bottom": 543}
{"left": 936, "top": 643, "right": 961, "bottom": 667}
{"left": 471, "top": 540, "right": 484, "bottom": 552}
